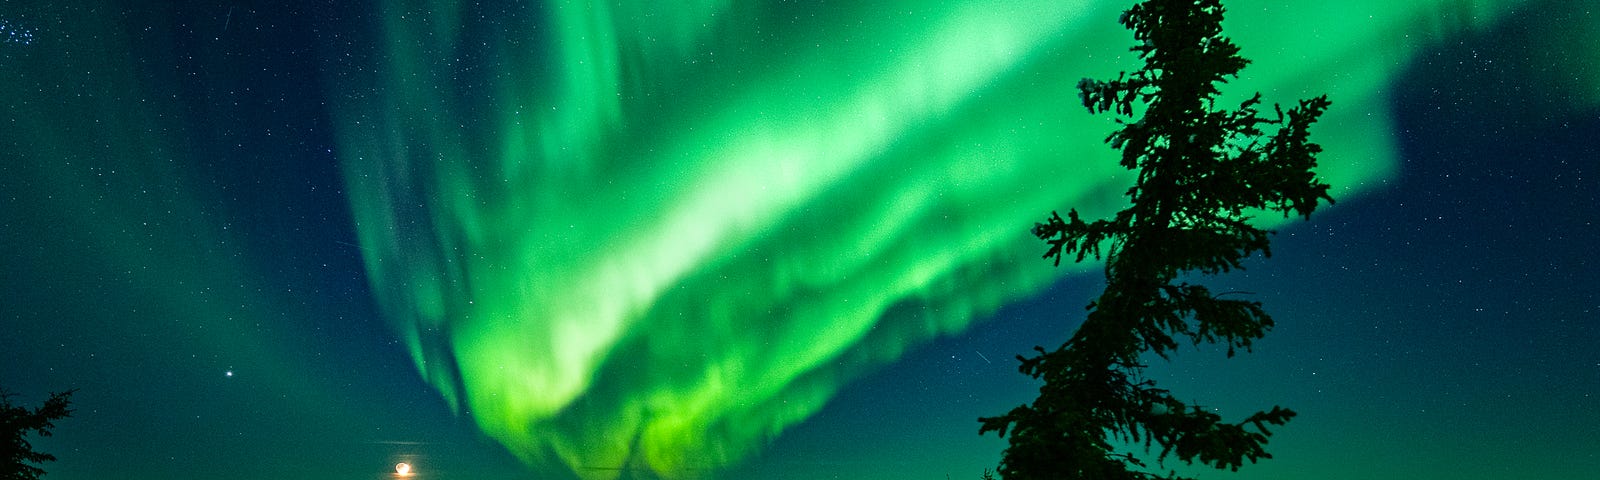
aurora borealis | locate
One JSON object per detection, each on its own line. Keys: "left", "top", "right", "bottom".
{"left": 3, "top": 0, "right": 1598, "bottom": 479}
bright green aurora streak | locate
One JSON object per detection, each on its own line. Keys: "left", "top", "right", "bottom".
{"left": 329, "top": 0, "right": 1587, "bottom": 477}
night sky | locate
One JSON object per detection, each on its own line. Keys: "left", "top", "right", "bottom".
{"left": 2, "top": 1, "right": 1597, "bottom": 479}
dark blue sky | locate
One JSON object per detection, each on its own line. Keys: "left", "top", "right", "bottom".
{"left": 2, "top": 1, "right": 1596, "bottom": 479}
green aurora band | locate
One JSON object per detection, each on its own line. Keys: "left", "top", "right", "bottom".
{"left": 329, "top": 0, "right": 1591, "bottom": 477}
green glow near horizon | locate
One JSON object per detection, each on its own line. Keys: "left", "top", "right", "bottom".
{"left": 331, "top": 0, "right": 1562, "bottom": 477}
{"left": 0, "top": 0, "right": 368, "bottom": 430}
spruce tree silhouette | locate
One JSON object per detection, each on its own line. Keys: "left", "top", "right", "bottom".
{"left": 979, "top": 1, "right": 1333, "bottom": 478}
{"left": 2, "top": 389, "right": 74, "bottom": 480}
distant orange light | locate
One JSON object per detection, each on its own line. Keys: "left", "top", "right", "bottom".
{"left": 395, "top": 462, "right": 412, "bottom": 476}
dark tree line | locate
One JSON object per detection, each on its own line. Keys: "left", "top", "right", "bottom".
{"left": 981, "top": 0, "right": 1334, "bottom": 478}
{"left": 2, "top": 389, "right": 74, "bottom": 480}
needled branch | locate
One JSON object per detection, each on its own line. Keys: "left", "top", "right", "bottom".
{"left": 981, "top": 1, "right": 1332, "bottom": 479}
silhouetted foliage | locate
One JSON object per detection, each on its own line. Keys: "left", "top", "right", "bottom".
{"left": 979, "top": 1, "right": 1332, "bottom": 479}
{"left": 1, "top": 389, "right": 74, "bottom": 480}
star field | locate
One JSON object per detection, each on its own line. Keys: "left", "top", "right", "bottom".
{"left": 2, "top": 1, "right": 1596, "bottom": 479}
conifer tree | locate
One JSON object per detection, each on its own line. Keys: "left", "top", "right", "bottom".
{"left": 980, "top": 1, "right": 1333, "bottom": 478}
{"left": 1, "top": 389, "right": 74, "bottom": 480}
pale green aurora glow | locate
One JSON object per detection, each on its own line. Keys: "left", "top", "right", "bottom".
{"left": 329, "top": 0, "right": 1578, "bottom": 477}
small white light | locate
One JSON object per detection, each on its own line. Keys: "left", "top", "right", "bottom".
{"left": 395, "top": 462, "right": 412, "bottom": 476}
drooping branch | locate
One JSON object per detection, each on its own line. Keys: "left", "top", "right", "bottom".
{"left": 981, "top": 1, "right": 1332, "bottom": 479}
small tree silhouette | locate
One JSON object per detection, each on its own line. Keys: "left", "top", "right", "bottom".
{"left": 980, "top": 1, "right": 1333, "bottom": 478}
{"left": 2, "top": 389, "right": 74, "bottom": 480}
